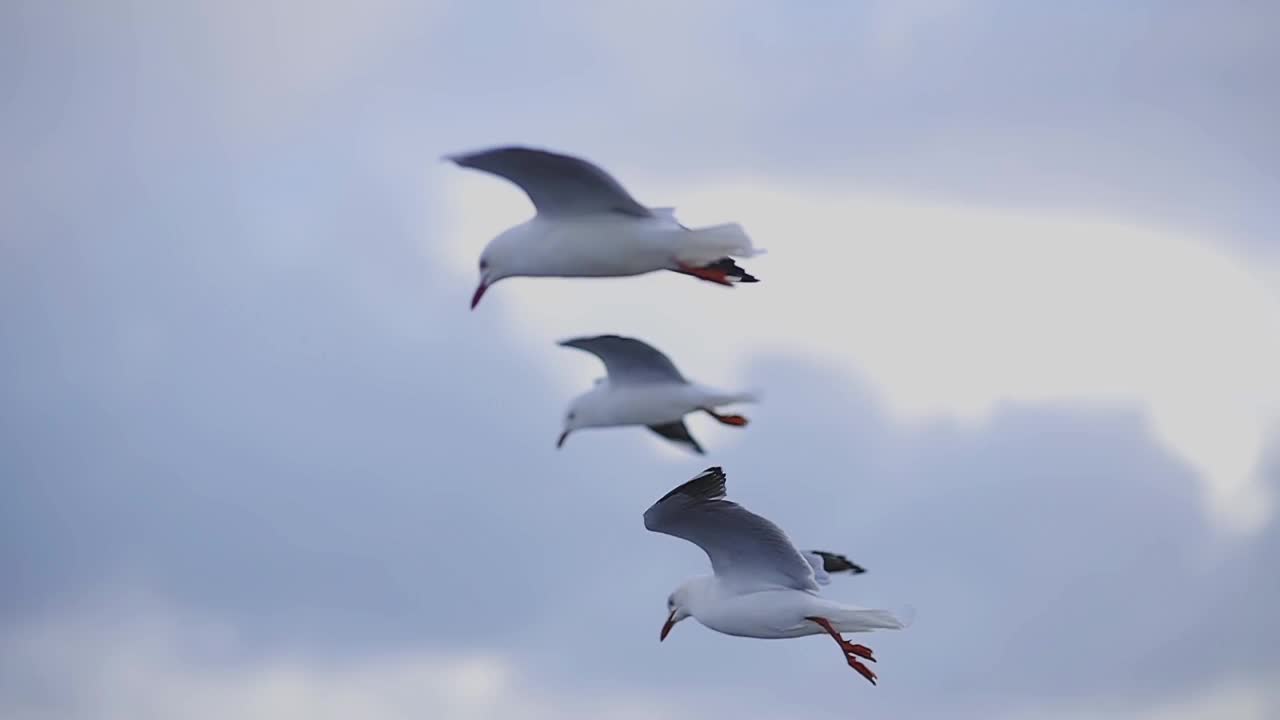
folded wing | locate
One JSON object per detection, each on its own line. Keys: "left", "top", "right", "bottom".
{"left": 647, "top": 421, "right": 705, "bottom": 455}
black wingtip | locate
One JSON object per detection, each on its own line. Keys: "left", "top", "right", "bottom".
{"left": 557, "top": 336, "right": 590, "bottom": 352}
{"left": 656, "top": 466, "right": 726, "bottom": 504}
{"left": 710, "top": 258, "right": 759, "bottom": 283}
{"left": 557, "top": 334, "right": 624, "bottom": 347}
{"left": 445, "top": 145, "right": 565, "bottom": 167}
{"left": 669, "top": 258, "right": 759, "bottom": 284}
{"left": 442, "top": 149, "right": 480, "bottom": 165}
{"left": 440, "top": 147, "right": 497, "bottom": 167}
{"left": 809, "top": 550, "right": 867, "bottom": 575}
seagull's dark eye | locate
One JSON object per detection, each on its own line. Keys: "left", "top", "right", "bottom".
{"left": 567, "top": 412, "right": 576, "bottom": 421}
{"left": 479, "top": 259, "right": 489, "bottom": 271}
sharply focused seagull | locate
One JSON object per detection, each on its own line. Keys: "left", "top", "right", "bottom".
{"left": 645, "top": 467, "right": 910, "bottom": 685}
{"left": 556, "top": 335, "right": 757, "bottom": 454}
{"left": 446, "top": 146, "right": 764, "bottom": 308}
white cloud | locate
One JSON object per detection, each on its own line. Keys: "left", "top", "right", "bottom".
{"left": 439, "top": 174, "right": 1280, "bottom": 532}
{"left": 0, "top": 601, "right": 689, "bottom": 720}
{"left": 5, "top": 600, "right": 1277, "bottom": 720}
{"left": 997, "top": 679, "right": 1280, "bottom": 720}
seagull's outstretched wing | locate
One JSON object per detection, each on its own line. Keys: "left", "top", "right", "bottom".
{"left": 804, "top": 550, "right": 867, "bottom": 586}
{"left": 446, "top": 146, "right": 652, "bottom": 218}
{"left": 559, "top": 335, "right": 686, "bottom": 385}
{"left": 643, "top": 467, "right": 820, "bottom": 592}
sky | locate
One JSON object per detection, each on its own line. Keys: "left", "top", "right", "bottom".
{"left": 2, "top": 2, "right": 1279, "bottom": 719}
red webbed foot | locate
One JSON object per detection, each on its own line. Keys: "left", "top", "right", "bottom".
{"left": 674, "top": 262, "right": 734, "bottom": 286}
{"left": 806, "top": 616, "right": 881, "bottom": 686}
{"left": 704, "top": 409, "right": 749, "bottom": 426}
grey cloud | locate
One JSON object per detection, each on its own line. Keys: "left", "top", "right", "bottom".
{"left": 420, "top": 2, "right": 1279, "bottom": 258}
{"left": 6, "top": 201, "right": 1279, "bottom": 715}
{"left": 6, "top": 2, "right": 1276, "bottom": 256}
{"left": 3, "top": 2, "right": 1279, "bottom": 719}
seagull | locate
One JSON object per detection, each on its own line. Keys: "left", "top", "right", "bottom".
{"left": 644, "top": 467, "right": 910, "bottom": 685}
{"left": 445, "top": 146, "right": 764, "bottom": 308}
{"left": 556, "top": 335, "right": 756, "bottom": 454}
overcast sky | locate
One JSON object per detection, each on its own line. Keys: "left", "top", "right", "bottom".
{"left": 3, "top": 2, "right": 1279, "bottom": 719}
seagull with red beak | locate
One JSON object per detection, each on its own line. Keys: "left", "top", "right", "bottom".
{"left": 555, "top": 335, "right": 756, "bottom": 454}
{"left": 445, "top": 146, "right": 763, "bottom": 309}
{"left": 645, "top": 467, "right": 912, "bottom": 686}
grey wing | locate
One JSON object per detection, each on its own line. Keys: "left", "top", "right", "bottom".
{"left": 643, "top": 467, "right": 820, "bottom": 592}
{"left": 559, "top": 335, "right": 686, "bottom": 385}
{"left": 647, "top": 421, "right": 705, "bottom": 455}
{"left": 446, "top": 146, "right": 652, "bottom": 218}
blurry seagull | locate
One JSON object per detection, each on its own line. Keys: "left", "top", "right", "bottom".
{"left": 557, "top": 335, "right": 756, "bottom": 454}
{"left": 645, "top": 467, "right": 911, "bottom": 685}
{"left": 446, "top": 146, "right": 763, "bottom": 308}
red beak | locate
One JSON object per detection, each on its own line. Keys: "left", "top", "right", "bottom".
{"left": 470, "top": 281, "right": 489, "bottom": 310}
{"left": 556, "top": 431, "right": 570, "bottom": 449}
{"left": 660, "top": 610, "right": 676, "bottom": 641}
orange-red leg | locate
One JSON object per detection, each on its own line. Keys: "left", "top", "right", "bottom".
{"left": 807, "top": 616, "right": 878, "bottom": 686}
{"left": 704, "top": 408, "right": 749, "bottom": 426}
{"left": 675, "top": 262, "right": 734, "bottom": 286}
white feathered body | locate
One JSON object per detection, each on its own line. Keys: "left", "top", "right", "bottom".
{"left": 571, "top": 381, "right": 755, "bottom": 428}
{"left": 683, "top": 578, "right": 907, "bottom": 639}
{"left": 486, "top": 213, "right": 757, "bottom": 279}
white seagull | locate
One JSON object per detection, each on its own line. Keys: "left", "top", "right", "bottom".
{"left": 556, "top": 335, "right": 756, "bottom": 454}
{"left": 645, "top": 467, "right": 910, "bottom": 685}
{"left": 446, "top": 146, "right": 764, "bottom": 309}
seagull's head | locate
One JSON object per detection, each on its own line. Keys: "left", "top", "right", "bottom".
{"left": 470, "top": 249, "right": 501, "bottom": 309}
{"left": 471, "top": 227, "right": 538, "bottom": 309}
{"left": 660, "top": 581, "right": 702, "bottom": 641}
{"left": 556, "top": 390, "right": 607, "bottom": 449}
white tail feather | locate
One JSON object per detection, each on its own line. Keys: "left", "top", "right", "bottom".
{"left": 831, "top": 607, "right": 912, "bottom": 633}
{"left": 676, "top": 222, "right": 760, "bottom": 264}
{"left": 704, "top": 390, "right": 759, "bottom": 407}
